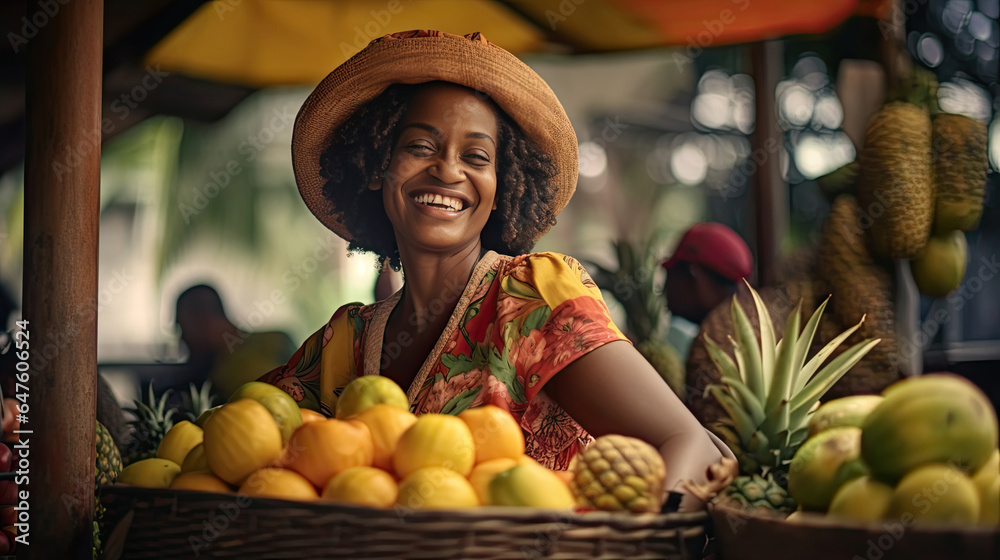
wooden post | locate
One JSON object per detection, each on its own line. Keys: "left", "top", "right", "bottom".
{"left": 23, "top": 0, "right": 103, "bottom": 558}
{"left": 750, "top": 40, "right": 785, "bottom": 286}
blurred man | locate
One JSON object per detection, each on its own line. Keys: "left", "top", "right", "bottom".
{"left": 661, "top": 223, "right": 754, "bottom": 360}
{"left": 174, "top": 284, "right": 295, "bottom": 401}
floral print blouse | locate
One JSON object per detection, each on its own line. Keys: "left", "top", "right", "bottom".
{"left": 258, "top": 251, "right": 628, "bottom": 469}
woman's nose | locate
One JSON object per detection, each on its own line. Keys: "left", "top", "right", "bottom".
{"left": 427, "top": 153, "right": 464, "bottom": 183}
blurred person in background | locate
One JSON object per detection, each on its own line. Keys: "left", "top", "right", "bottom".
{"left": 661, "top": 223, "right": 754, "bottom": 361}
{"left": 173, "top": 284, "right": 295, "bottom": 401}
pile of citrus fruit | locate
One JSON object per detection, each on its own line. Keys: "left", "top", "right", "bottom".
{"left": 786, "top": 374, "right": 999, "bottom": 527}
{"left": 115, "top": 377, "right": 590, "bottom": 511}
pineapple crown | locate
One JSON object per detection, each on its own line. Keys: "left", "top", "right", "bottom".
{"left": 703, "top": 283, "right": 880, "bottom": 476}
{"left": 585, "top": 236, "right": 665, "bottom": 342}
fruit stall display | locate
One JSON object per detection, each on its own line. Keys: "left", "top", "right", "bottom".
{"left": 98, "top": 379, "right": 710, "bottom": 559}
{"left": 693, "top": 287, "right": 998, "bottom": 558}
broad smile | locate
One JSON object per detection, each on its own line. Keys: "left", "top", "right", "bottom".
{"left": 411, "top": 192, "right": 468, "bottom": 212}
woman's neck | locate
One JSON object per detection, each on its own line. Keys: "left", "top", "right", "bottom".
{"left": 396, "top": 243, "right": 484, "bottom": 330}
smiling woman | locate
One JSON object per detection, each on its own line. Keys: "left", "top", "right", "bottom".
{"left": 258, "top": 30, "right": 731, "bottom": 511}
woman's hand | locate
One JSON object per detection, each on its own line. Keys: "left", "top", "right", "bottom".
{"left": 543, "top": 340, "right": 728, "bottom": 512}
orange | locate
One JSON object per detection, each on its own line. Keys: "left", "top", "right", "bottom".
{"left": 394, "top": 413, "right": 476, "bottom": 478}
{"left": 459, "top": 405, "right": 525, "bottom": 464}
{"left": 170, "top": 472, "right": 232, "bottom": 493}
{"left": 352, "top": 404, "right": 418, "bottom": 474}
{"left": 322, "top": 466, "right": 398, "bottom": 509}
{"left": 468, "top": 458, "right": 518, "bottom": 505}
{"left": 283, "top": 418, "right": 374, "bottom": 488}
{"left": 238, "top": 468, "right": 319, "bottom": 501}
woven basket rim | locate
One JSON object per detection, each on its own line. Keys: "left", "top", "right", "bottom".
{"left": 104, "top": 484, "right": 710, "bottom": 526}
{"left": 709, "top": 495, "right": 1000, "bottom": 536}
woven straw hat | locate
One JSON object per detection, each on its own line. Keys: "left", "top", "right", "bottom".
{"left": 292, "top": 30, "right": 578, "bottom": 242}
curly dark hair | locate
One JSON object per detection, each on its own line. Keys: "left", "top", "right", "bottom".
{"left": 319, "top": 82, "right": 558, "bottom": 271}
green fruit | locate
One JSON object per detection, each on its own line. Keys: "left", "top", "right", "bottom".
{"left": 910, "top": 231, "right": 967, "bottom": 298}
{"left": 335, "top": 376, "right": 409, "bottom": 419}
{"left": 886, "top": 464, "right": 980, "bottom": 526}
{"left": 193, "top": 405, "right": 221, "bottom": 428}
{"left": 490, "top": 464, "right": 575, "bottom": 510}
{"left": 807, "top": 395, "right": 884, "bottom": 438}
{"left": 228, "top": 382, "right": 302, "bottom": 444}
{"left": 828, "top": 475, "right": 894, "bottom": 522}
{"left": 788, "top": 427, "right": 868, "bottom": 512}
{"left": 862, "top": 374, "right": 999, "bottom": 482}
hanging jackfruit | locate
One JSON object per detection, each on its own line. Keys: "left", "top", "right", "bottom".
{"left": 931, "top": 113, "right": 989, "bottom": 233}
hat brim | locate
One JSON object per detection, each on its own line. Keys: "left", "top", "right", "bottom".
{"left": 292, "top": 32, "right": 579, "bottom": 242}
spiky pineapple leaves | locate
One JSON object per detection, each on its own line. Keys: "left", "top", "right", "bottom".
{"left": 703, "top": 283, "right": 880, "bottom": 474}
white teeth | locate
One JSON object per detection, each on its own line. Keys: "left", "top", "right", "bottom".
{"left": 413, "top": 193, "right": 463, "bottom": 211}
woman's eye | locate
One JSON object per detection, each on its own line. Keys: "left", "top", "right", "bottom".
{"left": 465, "top": 152, "right": 491, "bottom": 164}
{"left": 406, "top": 143, "right": 434, "bottom": 154}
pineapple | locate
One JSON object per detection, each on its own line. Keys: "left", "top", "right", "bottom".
{"left": 703, "top": 284, "right": 880, "bottom": 513}
{"left": 181, "top": 380, "right": 216, "bottom": 423}
{"left": 122, "top": 384, "right": 176, "bottom": 466}
{"left": 568, "top": 435, "right": 667, "bottom": 513}
{"left": 586, "top": 237, "right": 686, "bottom": 399}
{"left": 95, "top": 420, "right": 122, "bottom": 488}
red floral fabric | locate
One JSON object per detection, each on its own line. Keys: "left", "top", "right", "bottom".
{"left": 259, "top": 252, "right": 627, "bottom": 470}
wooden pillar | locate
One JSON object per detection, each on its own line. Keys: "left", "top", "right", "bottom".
{"left": 23, "top": 1, "right": 103, "bottom": 558}
{"left": 750, "top": 40, "right": 785, "bottom": 286}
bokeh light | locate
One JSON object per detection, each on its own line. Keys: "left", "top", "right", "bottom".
{"left": 670, "top": 142, "right": 708, "bottom": 186}
{"left": 578, "top": 141, "right": 608, "bottom": 178}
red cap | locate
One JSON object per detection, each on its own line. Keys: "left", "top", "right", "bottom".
{"left": 662, "top": 223, "right": 753, "bottom": 283}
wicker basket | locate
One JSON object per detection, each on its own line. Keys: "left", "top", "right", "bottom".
{"left": 709, "top": 497, "right": 999, "bottom": 560}
{"left": 100, "top": 485, "right": 709, "bottom": 559}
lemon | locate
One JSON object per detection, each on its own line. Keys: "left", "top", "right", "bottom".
{"left": 118, "top": 458, "right": 181, "bottom": 488}
{"left": 157, "top": 421, "right": 204, "bottom": 465}
{"left": 397, "top": 467, "right": 479, "bottom": 510}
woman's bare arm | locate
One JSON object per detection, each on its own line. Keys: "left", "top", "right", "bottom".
{"left": 543, "top": 340, "right": 727, "bottom": 511}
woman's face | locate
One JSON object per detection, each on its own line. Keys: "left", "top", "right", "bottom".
{"left": 378, "top": 82, "right": 499, "bottom": 260}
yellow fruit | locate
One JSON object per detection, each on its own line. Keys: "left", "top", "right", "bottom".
{"left": 282, "top": 418, "right": 374, "bottom": 488}
{"left": 169, "top": 472, "right": 232, "bottom": 493}
{"left": 827, "top": 475, "right": 894, "bottom": 522}
{"left": 979, "top": 476, "right": 1000, "bottom": 525}
{"left": 229, "top": 381, "right": 303, "bottom": 444}
{"left": 334, "top": 376, "right": 409, "bottom": 419}
{"left": 238, "top": 468, "right": 319, "bottom": 501}
{"left": 972, "top": 449, "right": 1000, "bottom": 489}
{"left": 516, "top": 455, "right": 541, "bottom": 467}
{"left": 157, "top": 421, "right": 204, "bottom": 466}
{"left": 788, "top": 427, "right": 868, "bottom": 512}
{"left": 203, "top": 399, "right": 284, "bottom": 485}
{"left": 972, "top": 449, "right": 1000, "bottom": 525}
{"left": 807, "top": 396, "right": 883, "bottom": 438}
{"left": 180, "top": 443, "right": 210, "bottom": 474}
{"left": 910, "top": 231, "right": 967, "bottom": 298}
{"left": 490, "top": 464, "right": 575, "bottom": 509}
{"left": 117, "top": 458, "right": 181, "bottom": 489}
{"left": 886, "top": 464, "right": 980, "bottom": 526}
{"left": 568, "top": 435, "right": 666, "bottom": 513}
{"left": 322, "top": 466, "right": 398, "bottom": 509}
{"left": 394, "top": 413, "right": 475, "bottom": 478}
{"left": 468, "top": 458, "right": 518, "bottom": 505}
{"left": 351, "top": 404, "right": 417, "bottom": 474}
{"left": 396, "top": 467, "right": 479, "bottom": 510}
{"left": 299, "top": 408, "right": 327, "bottom": 424}
{"left": 862, "top": 374, "right": 999, "bottom": 482}
{"left": 459, "top": 405, "right": 525, "bottom": 464}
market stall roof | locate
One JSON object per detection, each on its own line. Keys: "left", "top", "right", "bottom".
{"left": 1, "top": 0, "right": 890, "bottom": 176}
